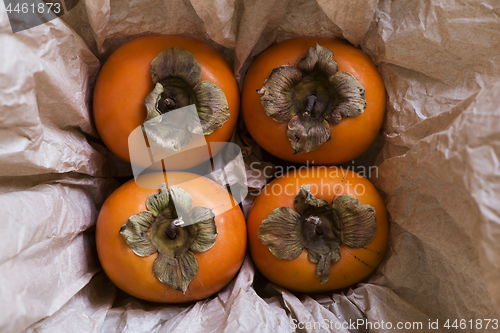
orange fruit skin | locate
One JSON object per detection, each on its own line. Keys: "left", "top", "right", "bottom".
{"left": 247, "top": 167, "right": 389, "bottom": 293}
{"left": 241, "top": 37, "right": 386, "bottom": 165}
{"left": 93, "top": 35, "right": 239, "bottom": 167}
{"left": 96, "top": 172, "right": 247, "bottom": 303}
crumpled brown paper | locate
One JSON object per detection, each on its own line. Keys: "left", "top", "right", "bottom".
{"left": 1, "top": 0, "right": 500, "bottom": 332}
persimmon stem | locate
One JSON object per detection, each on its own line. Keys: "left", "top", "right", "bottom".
{"left": 304, "top": 94, "right": 317, "bottom": 116}
{"left": 158, "top": 97, "right": 176, "bottom": 113}
{"left": 165, "top": 98, "right": 176, "bottom": 108}
{"left": 166, "top": 221, "right": 178, "bottom": 240}
{"left": 306, "top": 215, "right": 324, "bottom": 235}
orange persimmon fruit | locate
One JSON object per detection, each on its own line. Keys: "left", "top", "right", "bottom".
{"left": 241, "top": 37, "right": 385, "bottom": 165}
{"left": 247, "top": 167, "right": 388, "bottom": 293}
{"left": 93, "top": 35, "right": 239, "bottom": 169}
{"left": 96, "top": 172, "right": 247, "bottom": 303}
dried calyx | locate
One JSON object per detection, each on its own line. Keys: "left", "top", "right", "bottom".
{"left": 258, "top": 185, "right": 376, "bottom": 283}
{"left": 258, "top": 44, "right": 367, "bottom": 154}
{"left": 143, "top": 47, "right": 230, "bottom": 153}
{"left": 120, "top": 183, "right": 217, "bottom": 293}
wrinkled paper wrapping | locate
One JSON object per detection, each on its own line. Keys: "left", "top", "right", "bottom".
{"left": 1, "top": 0, "right": 499, "bottom": 332}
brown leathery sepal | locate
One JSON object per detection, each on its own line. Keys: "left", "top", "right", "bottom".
{"left": 287, "top": 115, "right": 331, "bottom": 154}
{"left": 144, "top": 82, "right": 164, "bottom": 123}
{"left": 329, "top": 72, "right": 367, "bottom": 119}
{"left": 296, "top": 44, "right": 338, "bottom": 78}
{"left": 120, "top": 183, "right": 218, "bottom": 294}
{"left": 143, "top": 46, "right": 230, "bottom": 153}
{"left": 120, "top": 211, "right": 156, "bottom": 257}
{"left": 331, "top": 195, "right": 377, "bottom": 248}
{"left": 258, "top": 185, "right": 377, "bottom": 284}
{"left": 154, "top": 252, "right": 197, "bottom": 293}
{"left": 294, "top": 184, "right": 329, "bottom": 214}
{"left": 187, "top": 207, "right": 217, "bottom": 252}
{"left": 146, "top": 183, "right": 170, "bottom": 216}
{"left": 151, "top": 47, "right": 202, "bottom": 87}
{"left": 258, "top": 66, "right": 302, "bottom": 122}
{"left": 301, "top": 214, "right": 341, "bottom": 284}
{"left": 257, "top": 43, "right": 368, "bottom": 153}
{"left": 193, "top": 81, "right": 230, "bottom": 134}
{"left": 258, "top": 207, "right": 303, "bottom": 260}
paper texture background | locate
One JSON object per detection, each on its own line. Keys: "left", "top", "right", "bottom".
{"left": 1, "top": 0, "right": 499, "bottom": 332}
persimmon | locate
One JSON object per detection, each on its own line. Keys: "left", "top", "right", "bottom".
{"left": 247, "top": 167, "right": 388, "bottom": 293}
{"left": 93, "top": 35, "right": 239, "bottom": 169}
{"left": 241, "top": 37, "right": 385, "bottom": 165}
{"left": 96, "top": 172, "right": 247, "bottom": 303}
